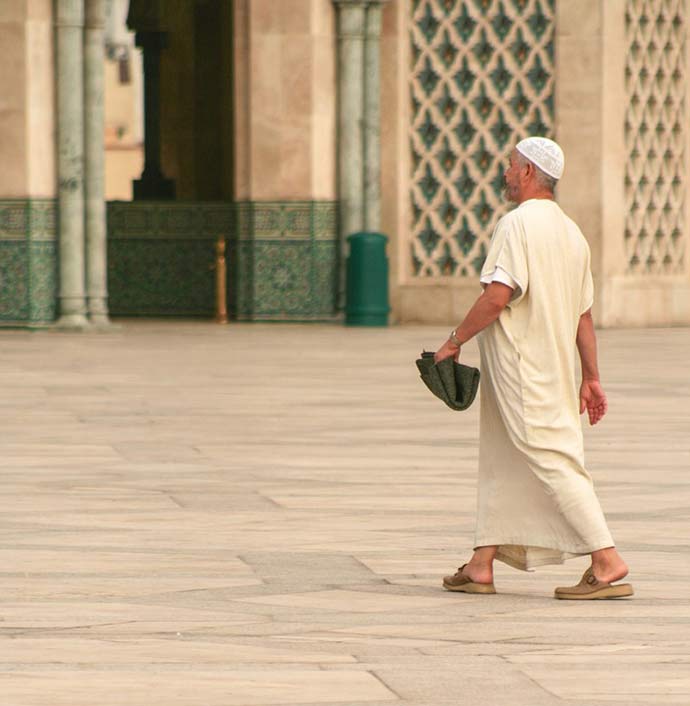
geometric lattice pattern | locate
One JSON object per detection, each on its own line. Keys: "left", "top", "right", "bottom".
{"left": 624, "top": 0, "right": 687, "bottom": 274}
{"left": 410, "top": 0, "right": 555, "bottom": 277}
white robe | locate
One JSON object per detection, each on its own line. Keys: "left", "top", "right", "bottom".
{"left": 475, "top": 198, "right": 614, "bottom": 571}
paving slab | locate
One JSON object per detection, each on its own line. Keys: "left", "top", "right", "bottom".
{"left": 0, "top": 322, "right": 688, "bottom": 705}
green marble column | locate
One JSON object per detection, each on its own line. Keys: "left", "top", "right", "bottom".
{"left": 84, "top": 0, "right": 110, "bottom": 326}
{"left": 333, "top": 0, "right": 388, "bottom": 311}
{"left": 333, "top": 0, "right": 367, "bottom": 309}
{"left": 55, "top": 0, "right": 89, "bottom": 329}
{"left": 363, "top": 1, "right": 387, "bottom": 232}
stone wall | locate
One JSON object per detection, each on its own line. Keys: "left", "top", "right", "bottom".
{"left": 0, "top": 1, "right": 56, "bottom": 325}
{"left": 383, "top": 0, "right": 690, "bottom": 327}
{"left": 557, "top": 0, "right": 690, "bottom": 327}
{"left": 228, "top": 0, "right": 339, "bottom": 320}
{"left": 233, "top": 0, "right": 337, "bottom": 201}
{"left": 382, "top": 0, "right": 556, "bottom": 323}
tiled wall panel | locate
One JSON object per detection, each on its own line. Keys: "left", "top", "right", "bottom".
{"left": 0, "top": 199, "right": 56, "bottom": 324}
{"left": 409, "top": 0, "right": 556, "bottom": 278}
{"left": 107, "top": 201, "right": 338, "bottom": 321}
{"left": 624, "top": 0, "right": 686, "bottom": 274}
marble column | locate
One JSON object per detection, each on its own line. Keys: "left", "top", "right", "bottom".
{"left": 55, "top": 0, "right": 89, "bottom": 329}
{"left": 84, "top": 0, "right": 110, "bottom": 325}
{"left": 363, "top": 1, "right": 387, "bottom": 232}
{"left": 333, "top": 0, "right": 367, "bottom": 309}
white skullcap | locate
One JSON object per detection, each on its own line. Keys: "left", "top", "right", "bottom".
{"left": 515, "top": 137, "right": 565, "bottom": 180}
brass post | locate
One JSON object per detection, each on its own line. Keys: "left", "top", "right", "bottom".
{"left": 215, "top": 236, "right": 228, "bottom": 324}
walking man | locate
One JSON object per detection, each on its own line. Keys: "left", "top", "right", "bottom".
{"left": 435, "top": 137, "right": 633, "bottom": 599}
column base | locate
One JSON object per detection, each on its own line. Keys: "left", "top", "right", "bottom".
{"left": 55, "top": 313, "right": 90, "bottom": 331}
{"left": 89, "top": 315, "right": 119, "bottom": 331}
{"left": 88, "top": 298, "right": 111, "bottom": 328}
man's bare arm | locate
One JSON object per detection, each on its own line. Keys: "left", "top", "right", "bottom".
{"left": 434, "top": 283, "right": 513, "bottom": 363}
{"left": 576, "top": 309, "right": 608, "bottom": 425}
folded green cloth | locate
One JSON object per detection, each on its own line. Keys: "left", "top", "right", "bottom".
{"left": 415, "top": 351, "right": 480, "bottom": 411}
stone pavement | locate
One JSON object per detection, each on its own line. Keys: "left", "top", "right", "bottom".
{"left": 0, "top": 321, "right": 688, "bottom": 706}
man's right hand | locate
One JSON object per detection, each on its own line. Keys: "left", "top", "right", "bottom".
{"left": 580, "top": 379, "right": 608, "bottom": 426}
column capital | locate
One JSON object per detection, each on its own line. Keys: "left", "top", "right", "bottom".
{"left": 364, "top": 1, "right": 387, "bottom": 37}
{"left": 55, "top": 0, "right": 84, "bottom": 28}
{"left": 85, "top": 0, "right": 107, "bottom": 30}
{"left": 333, "top": 0, "right": 368, "bottom": 39}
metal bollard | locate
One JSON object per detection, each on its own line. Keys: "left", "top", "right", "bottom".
{"left": 215, "top": 236, "right": 228, "bottom": 324}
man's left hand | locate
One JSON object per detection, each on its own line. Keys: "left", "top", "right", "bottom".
{"left": 434, "top": 340, "right": 460, "bottom": 364}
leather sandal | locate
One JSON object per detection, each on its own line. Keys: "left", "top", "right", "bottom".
{"left": 443, "top": 564, "right": 496, "bottom": 594}
{"left": 554, "top": 566, "right": 633, "bottom": 600}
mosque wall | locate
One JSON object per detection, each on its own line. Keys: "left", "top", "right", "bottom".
{"left": 233, "top": 0, "right": 337, "bottom": 201}
{"left": 383, "top": 0, "right": 690, "bottom": 327}
{"left": 0, "top": 0, "right": 56, "bottom": 325}
{"left": 556, "top": 0, "right": 690, "bottom": 326}
{"left": 1, "top": 0, "right": 689, "bottom": 327}
{"left": 383, "top": 0, "right": 557, "bottom": 323}
{"left": 228, "top": 0, "right": 339, "bottom": 320}
{"left": 106, "top": 0, "right": 339, "bottom": 321}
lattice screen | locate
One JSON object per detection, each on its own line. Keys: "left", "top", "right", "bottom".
{"left": 624, "top": 0, "right": 687, "bottom": 275}
{"left": 409, "top": 0, "right": 555, "bottom": 278}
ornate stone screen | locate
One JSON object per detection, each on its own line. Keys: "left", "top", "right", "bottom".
{"left": 624, "top": 0, "right": 686, "bottom": 275}
{"left": 409, "top": 0, "right": 556, "bottom": 278}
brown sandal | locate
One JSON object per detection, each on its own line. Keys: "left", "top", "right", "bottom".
{"left": 443, "top": 564, "right": 496, "bottom": 594}
{"left": 554, "top": 566, "right": 633, "bottom": 600}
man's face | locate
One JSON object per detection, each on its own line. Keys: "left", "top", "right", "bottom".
{"left": 503, "top": 149, "right": 523, "bottom": 203}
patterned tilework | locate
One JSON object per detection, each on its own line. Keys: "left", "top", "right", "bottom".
{"left": 0, "top": 242, "right": 29, "bottom": 321}
{"left": 624, "top": 0, "right": 686, "bottom": 274}
{"left": 231, "top": 202, "right": 339, "bottom": 321}
{"left": 409, "top": 0, "right": 555, "bottom": 277}
{"left": 29, "top": 241, "right": 57, "bottom": 323}
{"left": 107, "top": 202, "right": 233, "bottom": 317}
{"left": 107, "top": 201, "right": 338, "bottom": 320}
{"left": 0, "top": 199, "right": 57, "bottom": 324}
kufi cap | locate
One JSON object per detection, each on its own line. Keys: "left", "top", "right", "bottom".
{"left": 515, "top": 137, "right": 564, "bottom": 180}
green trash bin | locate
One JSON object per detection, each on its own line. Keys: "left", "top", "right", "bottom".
{"left": 345, "top": 231, "right": 390, "bottom": 326}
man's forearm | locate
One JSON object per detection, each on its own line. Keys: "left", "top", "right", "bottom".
{"left": 576, "top": 310, "right": 600, "bottom": 381}
{"left": 453, "top": 285, "right": 511, "bottom": 345}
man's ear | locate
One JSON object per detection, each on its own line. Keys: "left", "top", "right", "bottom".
{"left": 522, "top": 161, "right": 533, "bottom": 180}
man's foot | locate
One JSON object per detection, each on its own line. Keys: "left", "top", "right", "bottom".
{"left": 554, "top": 566, "right": 633, "bottom": 600}
{"left": 443, "top": 564, "right": 496, "bottom": 594}
{"left": 591, "top": 560, "right": 629, "bottom": 585}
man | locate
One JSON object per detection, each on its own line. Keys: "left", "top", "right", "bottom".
{"left": 435, "top": 137, "right": 632, "bottom": 600}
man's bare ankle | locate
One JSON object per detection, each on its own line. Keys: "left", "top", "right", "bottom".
{"left": 592, "top": 560, "right": 628, "bottom": 583}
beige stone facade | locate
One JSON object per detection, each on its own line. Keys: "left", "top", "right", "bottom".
{"left": 382, "top": 0, "right": 690, "bottom": 326}
{"left": 233, "top": 0, "right": 337, "bottom": 201}
{"left": 1, "top": 0, "right": 689, "bottom": 327}
{"left": 556, "top": 0, "right": 690, "bottom": 326}
{"left": 0, "top": 0, "right": 55, "bottom": 199}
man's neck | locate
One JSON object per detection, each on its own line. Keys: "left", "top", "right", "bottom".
{"left": 518, "top": 188, "right": 555, "bottom": 204}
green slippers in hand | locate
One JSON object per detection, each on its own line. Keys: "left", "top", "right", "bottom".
{"left": 415, "top": 351, "right": 480, "bottom": 411}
